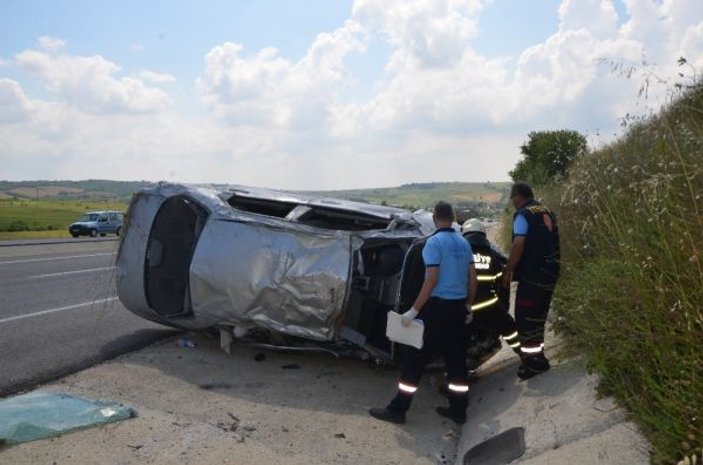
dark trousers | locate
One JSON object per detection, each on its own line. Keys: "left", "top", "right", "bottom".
{"left": 388, "top": 298, "right": 469, "bottom": 414}
{"left": 514, "top": 281, "right": 554, "bottom": 368}
{"left": 472, "top": 301, "right": 517, "bottom": 338}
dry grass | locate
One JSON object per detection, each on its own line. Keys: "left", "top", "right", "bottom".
{"left": 546, "top": 83, "right": 703, "bottom": 464}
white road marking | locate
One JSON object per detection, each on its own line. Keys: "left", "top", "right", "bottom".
{"left": 0, "top": 253, "right": 114, "bottom": 265}
{"left": 28, "top": 266, "right": 115, "bottom": 279}
{"left": 0, "top": 297, "right": 119, "bottom": 324}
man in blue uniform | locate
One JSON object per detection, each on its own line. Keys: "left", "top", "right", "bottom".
{"left": 369, "top": 201, "right": 477, "bottom": 425}
{"left": 501, "top": 182, "right": 560, "bottom": 379}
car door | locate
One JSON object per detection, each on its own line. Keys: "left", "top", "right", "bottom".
{"left": 97, "top": 213, "right": 109, "bottom": 233}
{"left": 108, "top": 213, "right": 119, "bottom": 233}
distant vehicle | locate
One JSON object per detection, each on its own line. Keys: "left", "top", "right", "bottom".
{"left": 116, "top": 183, "right": 502, "bottom": 365}
{"left": 69, "top": 211, "right": 124, "bottom": 238}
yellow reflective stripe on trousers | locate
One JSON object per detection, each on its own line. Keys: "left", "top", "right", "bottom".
{"left": 398, "top": 382, "right": 418, "bottom": 394}
{"left": 448, "top": 383, "right": 469, "bottom": 393}
{"left": 471, "top": 297, "right": 499, "bottom": 311}
{"left": 476, "top": 272, "right": 503, "bottom": 282}
{"left": 503, "top": 331, "right": 519, "bottom": 341}
{"left": 521, "top": 346, "right": 543, "bottom": 354}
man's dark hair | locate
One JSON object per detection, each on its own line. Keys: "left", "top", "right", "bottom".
{"left": 433, "top": 201, "right": 455, "bottom": 221}
{"left": 510, "top": 182, "right": 534, "bottom": 199}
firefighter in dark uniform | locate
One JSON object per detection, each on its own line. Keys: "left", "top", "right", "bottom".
{"left": 501, "top": 182, "right": 560, "bottom": 380}
{"left": 461, "top": 218, "right": 521, "bottom": 354}
{"left": 369, "top": 201, "right": 477, "bottom": 425}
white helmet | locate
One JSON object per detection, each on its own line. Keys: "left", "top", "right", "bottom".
{"left": 461, "top": 218, "right": 485, "bottom": 235}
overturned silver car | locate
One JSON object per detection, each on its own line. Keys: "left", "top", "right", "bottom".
{"left": 116, "top": 182, "right": 438, "bottom": 360}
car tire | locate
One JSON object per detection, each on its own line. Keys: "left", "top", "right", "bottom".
{"left": 71, "top": 232, "right": 79, "bottom": 238}
{"left": 90, "top": 229, "right": 98, "bottom": 237}
{"left": 100, "top": 233, "right": 106, "bottom": 237}
{"left": 116, "top": 227, "right": 121, "bottom": 237}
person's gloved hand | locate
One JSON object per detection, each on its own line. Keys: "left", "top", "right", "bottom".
{"left": 465, "top": 303, "right": 474, "bottom": 324}
{"left": 401, "top": 308, "right": 419, "bottom": 327}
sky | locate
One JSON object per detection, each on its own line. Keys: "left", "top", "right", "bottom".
{"left": 1, "top": 0, "right": 702, "bottom": 190}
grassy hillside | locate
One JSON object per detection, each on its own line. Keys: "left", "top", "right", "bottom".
{"left": 0, "top": 199, "right": 128, "bottom": 237}
{"left": 543, "top": 83, "right": 703, "bottom": 464}
{"left": 0, "top": 181, "right": 509, "bottom": 239}
{"left": 307, "top": 181, "right": 509, "bottom": 208}
{"left": 0, "top": 180, "right": 153, "bottom": 201}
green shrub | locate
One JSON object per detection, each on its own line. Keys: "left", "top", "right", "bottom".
{"left": 7, "top": 220, "right": 30, "bottom": 232}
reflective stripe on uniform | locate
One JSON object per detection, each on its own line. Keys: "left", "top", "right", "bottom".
{"left": 472, "top": 297, "right": 499, "bottom": 311}
{"left": 448, "top": 383, "right": 470, "bottom": 393}
{"left": 503, "top": 331, "right": 519, "bottom": 341}
{"left": 520, "top": 346, "right": 543, "bottom": 354}
{"left": 476, "top": 272, "right": 503, "bottom": 282}
{"left": 398, "top": 382, "right": 418, "bottom": 394}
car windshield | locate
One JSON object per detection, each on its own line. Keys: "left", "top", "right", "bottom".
{"left": 78, "top": 214, "right": 99, "bottom": 222}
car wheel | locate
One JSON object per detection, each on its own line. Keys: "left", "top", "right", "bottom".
{"left": 100, "top": 233, "right": 106, "bottom": 237}
{"left": 116, "top": 227, "right": 121, "bottom": 237}
{"left": 71, "top": 232, "right": 79, "bottom": 238}
{"left": 90, "top": 229, "right": 98, "bottom": 237}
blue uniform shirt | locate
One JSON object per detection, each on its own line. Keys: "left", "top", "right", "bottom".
{"left": 422, "top": 228, "right": 474, "bottom": 299}
{"left": 513, "top": 214, "right": 529, "bottom": 236}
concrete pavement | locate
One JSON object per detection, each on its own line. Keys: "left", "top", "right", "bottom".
{"left": 0, "top": 331, "right": 653, "bottom": 465}
{"left": 1, "top": 334, "right": 464, "bottom": 465}
{"left": 455, "top": 341, "right": 651, "bottom": 464}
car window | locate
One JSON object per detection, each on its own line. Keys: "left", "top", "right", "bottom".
{"left": 99, "top": 214, "right": 108, "bottom": 222}
{"left": 109, "top": 213, "right": 117, "bottom": 221}
{"left": 79, "top": 213, "right": 99, "bottom": 222}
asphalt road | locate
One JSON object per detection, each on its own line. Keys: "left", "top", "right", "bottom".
{"left": 0, "top": 239, "right": 177, "bottom": 396}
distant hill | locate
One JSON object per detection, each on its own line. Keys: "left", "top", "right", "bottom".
{"left": 0, "top": 180, "right": 155, "bottom": 201}
{"left": 304, "top": 181, "right": 509, "bottom": 209}
{"left": 0, "top": 180, "right": 510, "bottom": 220}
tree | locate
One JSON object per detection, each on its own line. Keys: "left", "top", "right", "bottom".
{"left": 509, "top": 130, "right": 587, "bottom": 185}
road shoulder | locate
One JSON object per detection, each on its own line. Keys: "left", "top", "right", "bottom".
{"left": 1, "top": 335, "right": 462, "bottom": 465}
{"left": 455, "top": 344, "right": 651, "bottom": 464}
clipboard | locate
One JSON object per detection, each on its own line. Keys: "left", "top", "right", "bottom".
{"left": 386, "top": 311, "right": 424, "bottom": 349}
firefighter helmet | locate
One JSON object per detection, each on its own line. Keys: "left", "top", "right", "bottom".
{"left": 461, "top": 218, "right": 485, "bottom": 235}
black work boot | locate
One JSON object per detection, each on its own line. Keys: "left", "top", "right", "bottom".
{"left": 435, "top": 406, "right": 466, "bottom": 425}
{"left": 517, "top": 355, "right": 550, "bottom": 380}
{"left": 369, "top": 407, "right": 406, "bottom": 424}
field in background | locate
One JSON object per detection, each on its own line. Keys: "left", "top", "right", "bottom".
{"left": 0, "top": 199, "right": 128, "bottom": 238}
{"left": 0, "top": 181, "right": 510, "bottom": 239}
{"left": 306, "top": 181, "right": 509, "bottom": 209}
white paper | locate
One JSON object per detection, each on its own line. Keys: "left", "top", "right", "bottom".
{"left": 386, "top": 311, "right": 424, "bottom": 349}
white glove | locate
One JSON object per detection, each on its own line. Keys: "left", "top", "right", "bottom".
{"left": 401, "top": 308, "right": 419, "bottom": 327}
{"left": 464, "top": 306, "right": 474, "bottom": 324}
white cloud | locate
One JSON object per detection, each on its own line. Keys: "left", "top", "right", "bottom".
{"left": 132, "top": 43, "right": 145, "bottom": 52}
{"left": 0, "top": 79, "right": 35, "bottom": 124}
{"left": 197, "top": 19, "right": 366, "bottom": 129}
{"left": 137, "top": 70, "right": 177, "bottom": 83}
{"left": 558, "top": 0, "right": 619, "bottom": 38}
{"left": 37, "top": 35, "right": 66, "bottom": 51}
{"left": 3, "top": 1, "right": 703, "bottom": 190}
{"left": 15, "top": 48, "right": 172, "bottom": 114}
{"left": 352, "top": 0, "right": 485, "bottom": 68}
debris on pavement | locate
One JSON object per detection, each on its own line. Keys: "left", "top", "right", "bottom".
{"left": 0, "top": 392, "right": 135, "bottom": 446}
{"left": 177, "top": 338, "right": 196, "bottom": 348}
{"left": 281, "top": 363, "right": 301, "bottom": 370}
